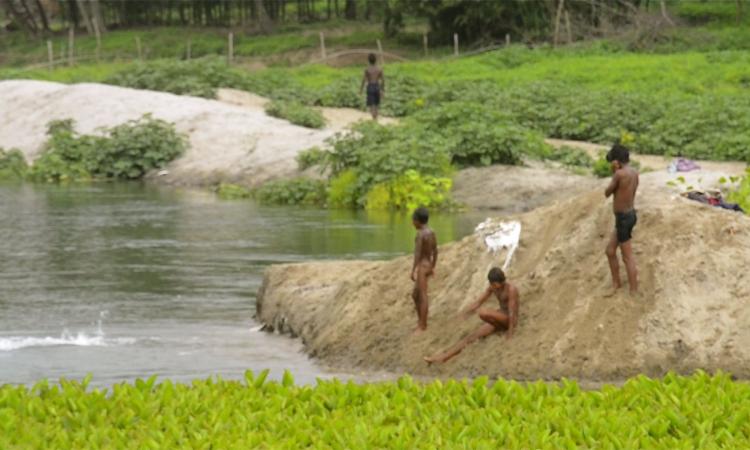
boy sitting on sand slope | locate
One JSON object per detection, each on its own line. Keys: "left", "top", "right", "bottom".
{"left": 411, "top": 207, "right": 437, "bottom": 333}
{"left": 424, "top": 267, "right": 519, "bottom": 364}
{"left": 604, "top": 143, "right": 639, "bottom": 295}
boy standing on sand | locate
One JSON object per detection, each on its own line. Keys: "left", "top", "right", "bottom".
{"left": 359, "top": 53, "right": 384, "bottom": 120}
{"left": 604, "top": 143, "right": 639, "bottom": 295}
{"left": 424, "top": 267, "right": 519, "bottom": 364}
{"left": 411, "top": 207, "right": 437, "bottom": 333}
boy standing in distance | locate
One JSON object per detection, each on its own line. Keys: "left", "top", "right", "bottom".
{"left": 359, "top": 53, "right": 384, "bottom": 120}
{"left": 411, "top": 207, "right": 437, "bottom": 333}
{"left": 604, "top": 143, "right": 639, "bottom": 295}
{"left": 424, "top": 267, "right": 519, "bottom": 364}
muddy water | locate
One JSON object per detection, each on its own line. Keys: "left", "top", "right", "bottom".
{"left": 0, "top": 182, "right": 486, "bottom": 386}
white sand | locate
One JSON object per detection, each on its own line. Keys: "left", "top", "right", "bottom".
{"left": 0, "top": 80, "right": 335, "bottom": 186}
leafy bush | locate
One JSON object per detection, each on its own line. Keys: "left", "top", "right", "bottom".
{"left": 0, "top": 148, "right": 29, "bottom": 180}
{"left": 265, "top": 100, "right": 326, "bottom": 129}
{"left": 216, "top": 183, "right": 252, "bottom": 200}
{"left": 3, "top": 371, "right": 750, "bottom": 448}
{"left": 327, "top": 169, "right": 359, "bottom": 208}
{"left": 727, "top": 168, "right": 750, "bottom": 213}
{"left": 365, "top": 170, "right": 453, "bottom": 211}
{"left": 30, "top": 117, "right": 186, "bottom": 182}
{"left": 254, "top": 178, "right": 327, "bottom": 206}
{"left": 592, "top": 156, "right": 613, "bottom": 178}
{"left": 296, "top": 147, "right": 327, "bottom": 171}
{"left": 546, "top": 146, "right": 594, "bottom": 167}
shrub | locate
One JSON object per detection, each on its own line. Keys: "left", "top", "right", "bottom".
{"left": 254, "top": 178, "right": 327, "bottom": 206}
{"left": 296, "top": 147, "right": 327, "bottom": 171}
{"left": 0, "top": 148, "right": 29, "bottom": 180}
{"left": 546, "top": 146, "right": 594, "bottom": 168}
{"left": 364, "top": 170, "right": 453, "bottom": 211}
{"left": 265, "top": 100, "right": 326, "bottom": 129}
{"left": 3, "top": 371, "right": 750, "bottom": 448}
{"left": 327, "top": 169, "right": 359, "bottom": 208}
{"left": 592, "top": 156, "right": 613, "bottom": 178}
{"left": 216, "top": 183, "right": 252, "bottom": 199}
{"left": 727, "top": 168, "right": 750, "bottom": 213}
{"left": 29, "top": 117, "right": 186, "bottom": 182}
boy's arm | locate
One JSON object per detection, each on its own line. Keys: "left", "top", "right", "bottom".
{"left": 605, "top": 171, "right": 620, "bottom": 198}
{"left": 411, "top": 233, "right": 422, "bottom": 280}
{"left": 462, "top": 288, "right": 492, "bottom": 316}
{"left": 431, "top": 236, "right": 438, "bottom": 270}
{"left": 359, "top": 71, "right": 367, "bottom": 94}
{"left": 379, "top": 70, "right": 385, "bottom": 93}
{"left": 506, "top": 287, "right": 520, "bottom": 339}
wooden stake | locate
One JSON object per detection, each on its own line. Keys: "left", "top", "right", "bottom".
{"left": 564, "top": 10, "right": 572, "bottom": 44}
{"left": 227, "top": 32, "right": 234, "bottom": 65}
{"left": 422, "top": 33, "right": 428, "bottom": 56}
{"left": 47, "top": 40, "right": 54, "bottom": 70}
{"left": 553, "top": 0, "right": 565, "bottom": 48}
{"left": 319, "top": 31, "right": 326, "bottom": 60}
{"left": 453, "top": 33, "right": 459, "bottom": 56}
{"left": 93, "top": 19, "right": 102, "bottom": 62}
{"left": 376, "top": 39, "right": 384, "bottom": 65}
{"left": 187, "top": 39, "right": 192, "bottom": 60}
{"left": 136, "top": 36, "right": 142, "bottom": 61}
{"left": 68, "top": 27, "right": 74, "bottom": 66}
{"left": 505, "top": 33, "right": 511, "bottom": 46}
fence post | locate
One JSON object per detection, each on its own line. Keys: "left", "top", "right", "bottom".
{"left": 505, "top": 33, "right": 511, "bottom": 46}
{"left": 319, "top": 31, "right": 326, "bottom": 60}
{"left": 227, "top": 32, "right": 234, "bottom": 65}
{"left": 553, "top": 0, "right": 565, "bottom": 48}
{"left": 136, "top": 36, "right": 142, "bottom": 61}
{"left": 564, "top": 10, "right": 572, "bottom": 43}
{"left": 376, "top": 39, "right": 384, "bottom": 65}
{"left": 67, "top": 27, "right": 74, "bottom": 66}
{"left": 422, "top": 33, "right": 428, "bottom": 56}
{"left": 453, "top": 33, "right": 459, "bottom": 56}
{"left": 186, "top": 39, "right": 192, "bottom": 60}
{"left": 93, "top": 20, "right": 102, "bottom": 62}
{"left": 47, "top": 40, "right": 54, "bottom": 70}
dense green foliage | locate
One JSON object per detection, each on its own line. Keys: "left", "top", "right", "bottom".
{"left": 30, "top": 117, "right": 186, "bottom": 182}
{"left": 265, "top": 100, "right": 326, "bottom": 128}
{"left": 215, "top": 183, "right": 253, "bottom": 199}
{"left": 0, "top": 148, "right": 29, "bottom": 181}
{"left": 254, "top": 178, "right": 328, "bottom": 206}
{"left": 728, "top": 169, "right": 750, "bottom": 214}
{"left": 3, "top": 371, "right": 750, "bottom": 448}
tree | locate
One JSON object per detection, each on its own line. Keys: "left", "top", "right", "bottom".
{"left": 344, "top": 0, "right": 355, "bottom": 19}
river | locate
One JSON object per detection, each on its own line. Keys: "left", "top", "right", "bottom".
{"left": 0, "top": 182, "right": 487, "bottom": 386}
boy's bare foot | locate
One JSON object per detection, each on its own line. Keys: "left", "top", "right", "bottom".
{"left": 423, "top": 356, "right": 437, "bottom": 365}
{"left": 603, "top": 287, "right": 621, "bottom": 298}
{"left": 413, "top": 326, "right": 426, "bottom": 335}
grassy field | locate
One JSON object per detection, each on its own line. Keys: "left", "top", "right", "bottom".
{"left": 2, "top": 371, "right": 750, "bottom": 448}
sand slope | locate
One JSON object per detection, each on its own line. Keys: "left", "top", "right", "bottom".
{"left": 0, "top": 80, "right": 334, "bottom": 186}
{"left": 257, "top": 175, "right": 750, "bottom": 381}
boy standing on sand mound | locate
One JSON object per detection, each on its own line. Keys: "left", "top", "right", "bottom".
{"left": 604, "top": 143, "right": 639, "bottom": 295}
{"left": 424, "top": 267, "right": 519, "bottom": 364}
{"left": 411, "top": 207, "right": 437, "bottom": 333}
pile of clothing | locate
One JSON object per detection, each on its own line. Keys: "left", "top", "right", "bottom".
{"left": 682, "top": 190, "right": 744, "bottom": 213}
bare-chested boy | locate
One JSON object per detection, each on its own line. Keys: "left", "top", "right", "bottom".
{"left": 424, "top": 267, "right": 518, "bottom": 364}
{"left": 604, "top": 143, "right": 639, "bottom": 295}
{"left": 411, "top": 207, "right": 437, "bottom": 332}
{"left": 359, "top": 53, "right": 384, "bottom": 120}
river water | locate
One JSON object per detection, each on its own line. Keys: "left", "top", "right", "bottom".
{"left": 0, "top": 182, "right": 486, "bottom": 386}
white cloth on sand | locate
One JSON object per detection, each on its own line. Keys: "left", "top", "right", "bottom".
{"left": 474, "top": 219, "right": 522, "bottom": 271}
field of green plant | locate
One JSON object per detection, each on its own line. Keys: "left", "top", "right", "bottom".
{"left": 2, "top": 371, "right": 750, "bottom": 448}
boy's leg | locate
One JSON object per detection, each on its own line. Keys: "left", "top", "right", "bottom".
{"left": 605, "top": 231, "right": 621, "bottom": 290}
{"left": 416, "top": 265, "right": 429, "bottom": 330}
{"left": 620, "top": 240, "right": 638, "bottom": 294}
{"left": 424, "top": 323, "right": 496, "bottom": 364}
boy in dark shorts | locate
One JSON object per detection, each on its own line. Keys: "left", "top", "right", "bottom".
{"left": 359, "top": 53, "right": 384, "bottom": 120}
{"left": 424, "top": 267, "right": 519, "bottom": 364}
{"left": 411, "top": 207, "right": 437, "bottom": 333}
{"left": 604, "top": 143, "right": 639, "bottom": 295}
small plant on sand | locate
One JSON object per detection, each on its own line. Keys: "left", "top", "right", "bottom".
{"left": 727, "top": 169, "right": 750, "bottom": 213}
{"left": 546, "top": 146, "right": 594, "bottom": 168}
{"left": 216, "top": 183, "right": 252, "bottom": 199}
{"left": 264, "top": 100, "right": 326, "bottom": 129}
{"left": 0, "top": 148, "right": 29, "bottom": 181}
{"left": 296, "top": 147, "right": 327, "bottom": 171}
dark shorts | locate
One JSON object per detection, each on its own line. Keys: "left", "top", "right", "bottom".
{"left": 615, "top": 209, "right": 637, "bottom": 243}
{"left": 366, "top": 83, "right": 380, "bottom": 106}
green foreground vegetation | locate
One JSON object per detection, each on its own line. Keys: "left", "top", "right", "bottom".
{"left": 2, "top": 371, "right": 750, "bottom": 448}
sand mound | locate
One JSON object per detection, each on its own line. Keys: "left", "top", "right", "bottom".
{"left": 0, "top": 80, "right": 334, "bottom": 186}
{"left": 257, "top": 175, "right": 750, "bottom": 381}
